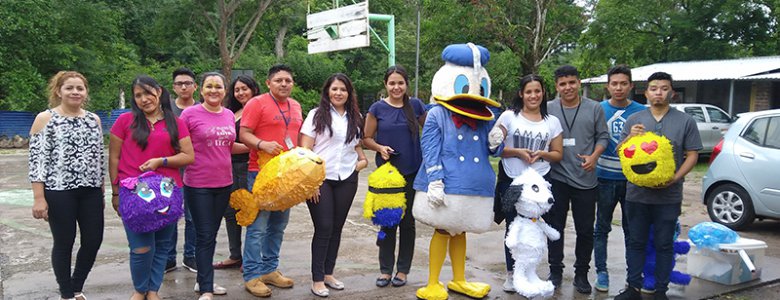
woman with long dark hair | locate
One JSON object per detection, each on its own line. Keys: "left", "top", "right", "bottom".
{"left": 363, "top": 65, "right": 426, "bottom": 288}
{"left": 492, "top": 74, "right": 563, "bottom": 292}
{"left": 109, "top": 75, "right": 194, "bottom": 300}
{"left": 213, "top": 75, "right": 260, "bottom": 270}
{"left": 300, "top": 73, "right": 368, "bottom": 297}
{"left": 29, "top": 71, "right": 104, "bottom": 300}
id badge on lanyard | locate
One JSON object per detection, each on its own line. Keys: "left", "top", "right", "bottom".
{"left": 284, "top": 135, "right": 294, "bottom": 149}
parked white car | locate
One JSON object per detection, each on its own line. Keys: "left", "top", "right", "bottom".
{"left": 670, "top": 103, "right": 732, "bottom": 154}
{"left": 702, "top": 109, "right": 780, "bottom": 230}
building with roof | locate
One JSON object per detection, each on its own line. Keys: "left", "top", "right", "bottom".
{"left": 581, "top": 56, "right": 780, "bottom": 115}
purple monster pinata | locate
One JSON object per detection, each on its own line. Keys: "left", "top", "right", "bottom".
{"left": 119, "top": 171, "right": 183, "bottom": 233}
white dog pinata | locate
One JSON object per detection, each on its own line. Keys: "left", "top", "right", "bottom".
{"left": 502, "top": 168, "right": 560, "bottom": 299}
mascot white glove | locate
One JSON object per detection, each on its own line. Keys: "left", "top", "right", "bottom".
{"left": 488, "top": 125, "right": 505, "bottom": 151}
{"left": 427, "top": 180, "right": 445, "bottom": 208}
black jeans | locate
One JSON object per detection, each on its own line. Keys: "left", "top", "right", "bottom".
{"left": 185, "top": 185, "right": 231, "bottom": 293}
{"left": 223, "top": 159, "right": 248, "bottom": 261}
{"left": 45, "top": 187, "right": 104, "bottom": 298}
{"left": 307, "top": 171, "right": 359, "bottom": 281}
{"left": 378, "top": 172, "right": 416, "bottom": 276}
{"left": 542, "top": 179, "right": 597, "bottom": 275}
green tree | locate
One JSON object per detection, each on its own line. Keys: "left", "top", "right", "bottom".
{"left": 0, "top": 0, "right": 59, "bottom": 111}
{"left": 199, "top": 0, "right": 274, "bottom": 81}
{"left": 474, "top": 0, "right": 586, "bottom": 75}
{"left": 577, "top": 0, "right": 778, "bottom": 77}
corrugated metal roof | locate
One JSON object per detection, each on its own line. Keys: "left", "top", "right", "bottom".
{"left": 582, "top": 56, "right": 780, "bottom": 84}
{"left": 738, "top": 73, "right": 780, "bottom": 80}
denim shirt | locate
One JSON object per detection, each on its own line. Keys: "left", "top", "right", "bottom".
{"left": 413, "top": 105, "right": 499, "bottom": 197}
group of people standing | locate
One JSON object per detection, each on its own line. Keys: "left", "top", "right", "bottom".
{"left": 28, "top": 61, "right": 699, "bottom": 300}
{"left": 28, "top": 64, "right": 424, "bottom": 300}
{"left": 492, "top": 64, "right": 701, "bottom": 300}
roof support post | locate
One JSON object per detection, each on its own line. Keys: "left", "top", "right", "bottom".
{"left": 583, "top": 84, "right": 591, "bottom": 99}
{"left": 728, "top": 80, "right": 735, "bottom": 115}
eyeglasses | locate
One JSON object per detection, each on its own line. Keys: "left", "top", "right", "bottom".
{"left": 173, "top": 81, "right": 195, "bottom": 88}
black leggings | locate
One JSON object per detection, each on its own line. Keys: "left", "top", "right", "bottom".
{"left": 44, "top": 187, "right": 104, "bottom": 298}
{"left": 307, "top": 171, "right": 359, "bottom": 281}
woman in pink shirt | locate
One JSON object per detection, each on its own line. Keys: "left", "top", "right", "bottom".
{"left": 109, "top": 75, "right": 194, "bottom": 300}
{"left": 179, "top": 72, "right": 237, "bottom": 300}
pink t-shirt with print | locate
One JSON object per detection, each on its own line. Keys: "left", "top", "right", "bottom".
{"left": 179, "top": 104, "right": 235, "bottom": 188}
{"left": 110, "top": 112, "right": 190, "bottom": 186}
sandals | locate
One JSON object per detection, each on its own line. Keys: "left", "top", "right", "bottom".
{"left": 213, "top": 259, "right": 241, "bottom": 269}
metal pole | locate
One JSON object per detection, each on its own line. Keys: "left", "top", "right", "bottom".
{"left": 414, "top": 0, "right": 421, "bottom": 98}
{"left": 388, "top": 16, "right": 395, "bottom": 67}
{"left": 368, "top": 14, "right": 395, "bottom": 67}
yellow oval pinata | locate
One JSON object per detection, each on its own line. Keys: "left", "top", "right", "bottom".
{"left": 618, "top": 132, "right": 675, "bottom": 187}
{"left": 230, "top": 147, "right": 326, "bottom": 225}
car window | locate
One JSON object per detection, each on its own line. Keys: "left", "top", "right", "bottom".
{"left": 765, "top": 117, "right": 780, "bottom": 149}
{"left": 707, "top": 107, "right": 731, "bottom": 123}
{"left": 684, "top": 107, "right": 706, "bottom": 122}
{"left": 741, "top": 117, "right": 768, "bottom": 146}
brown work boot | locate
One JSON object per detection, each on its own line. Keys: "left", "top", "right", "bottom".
{"left": 245, "top": 277, "right": 272, "bottom": 297}
{"left": 260, "top": 270, "right": 294, "bottom": 288}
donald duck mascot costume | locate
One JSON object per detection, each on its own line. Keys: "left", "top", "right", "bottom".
{"left": 413, "top": 43, "right": 504, "bottom": 300}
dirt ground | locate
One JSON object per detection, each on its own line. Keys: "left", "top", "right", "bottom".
{"left": 1, "top": 149, "right": 778, "bottom": 299}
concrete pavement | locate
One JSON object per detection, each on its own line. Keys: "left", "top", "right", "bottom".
{"left": 1, "top": 151, "right": 779, "bottom": 299}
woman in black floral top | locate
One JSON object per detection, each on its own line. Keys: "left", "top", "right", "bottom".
{"left": 28, "top": 71, "right": 104, "bottom": 300}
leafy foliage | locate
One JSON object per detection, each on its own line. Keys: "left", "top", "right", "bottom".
{"left": 1, "top": 0, "right": 778, "bottom": 113}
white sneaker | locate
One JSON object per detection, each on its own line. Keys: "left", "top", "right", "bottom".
{"left": 194, "top": 283, "right": 227, "bottom": 295}
{"left": 503, "top": 272, "right": 516, "bottom": 292}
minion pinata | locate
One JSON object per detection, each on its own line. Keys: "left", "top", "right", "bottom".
{"left": 363, "top": 162, "right": 407, "bottom": 239}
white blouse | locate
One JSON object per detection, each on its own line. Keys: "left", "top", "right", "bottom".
{"left": 301, "top": 106, "right": 360, "bottom": 180}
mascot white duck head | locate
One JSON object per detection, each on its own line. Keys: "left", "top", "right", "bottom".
{"left": 431, "top": 43, "right": 500, "bottom": 120}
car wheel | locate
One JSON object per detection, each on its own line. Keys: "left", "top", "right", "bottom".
{"left": 707, "top": 183, "right": 755, "bottom": 230}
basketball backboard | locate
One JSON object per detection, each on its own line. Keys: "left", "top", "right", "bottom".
{"left": 306, "top": 1, "right": 370, "bottom": 54}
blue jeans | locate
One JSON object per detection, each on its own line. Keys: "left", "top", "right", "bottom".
{"left": 624, "top": 201, "right": 680, "bottom": 293}
{"left": 185, "top": 185, "right": 231, "bottom": 293}
{"left": 124, "top": 222, "right": 176, "bottom": 293}
{"left": 242, "top": 170, "right": 291, "bottom": 282}
{"left": 593, "top": 179, "right": 629, "bottom": 273}
{"left": 169, "top": 193, "right": 196, "bottom": 262}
